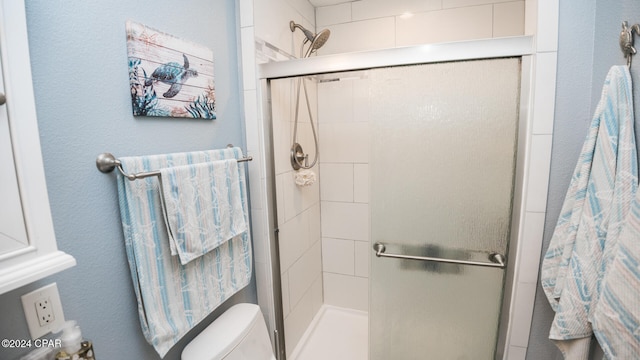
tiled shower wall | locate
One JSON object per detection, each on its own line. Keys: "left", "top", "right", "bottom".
{"left": 318, "top": 77, "right": 371, "bottom": 311}
{"left": 314, "top": 0, "right": 526, "bottom": 312}
{"left": 316, "top": 0, "right": 525, "bottom": 56}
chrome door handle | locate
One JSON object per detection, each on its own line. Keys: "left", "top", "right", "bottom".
{"left": 373, "top": 242, "right": 506, "bottom": 269}
{"left": 0, "top": 93, "right": 5, "bottom": 105}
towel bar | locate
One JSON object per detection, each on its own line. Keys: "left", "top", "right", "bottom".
{"left": 96, "top": 152, "right": 252, "bottom": 181}
{"left": 373, "top": 242, "right": 506, "bottom": 269}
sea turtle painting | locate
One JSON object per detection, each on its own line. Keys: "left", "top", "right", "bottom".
{"left": 145, "top": 54, "right": 198, "bottom": 98}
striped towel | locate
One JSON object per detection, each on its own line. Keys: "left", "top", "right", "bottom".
{"left": 158, "top": 159, "right": 247, "bottom": 265}
{"left": 592, "top": 178, "right": 640, "bottom": 358}
{"left": 541, "top": 66, "right": 637, "bottom": 358}
{"left": 116, "top": 147, "right": 252, "bottom": 357}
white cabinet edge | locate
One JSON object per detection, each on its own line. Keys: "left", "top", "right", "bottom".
{"left": 0, "top": 0, "right": 76, "bottom": 294}
{"left": 0, "top": 251, "right": 76, "bottom": 295}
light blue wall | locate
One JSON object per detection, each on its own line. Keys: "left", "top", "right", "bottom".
{"left": 0, "top": 1, "right": 256, "bottom": 359}
{"left": 527, "top": 1, "right": 640, "bottom": 359}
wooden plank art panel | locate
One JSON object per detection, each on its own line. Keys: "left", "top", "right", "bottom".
{"left": 126, "top": 20, "right": 216, "bottom": 119}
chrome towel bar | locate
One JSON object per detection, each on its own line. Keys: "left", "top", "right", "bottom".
{"left": 373, "top": 242, "right": 506, "bottom": 269}
{"left": 96, "top": 152, "right": 252, "bottom": 181}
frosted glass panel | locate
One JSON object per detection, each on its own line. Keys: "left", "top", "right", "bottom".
{"left": 370, "top": 58, "right": 520, "bottom": 359}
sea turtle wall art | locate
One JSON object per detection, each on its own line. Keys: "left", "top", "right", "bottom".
{"left": 126, "top": 20, "right": 216, "bottom": 119}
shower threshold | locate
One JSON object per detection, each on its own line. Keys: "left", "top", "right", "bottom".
{"left": 290, "top": 305, "right": 368, "bottom": 360}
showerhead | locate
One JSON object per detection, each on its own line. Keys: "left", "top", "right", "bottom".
{"left": 289, "top": 20, "right": 331, "bottom": 57}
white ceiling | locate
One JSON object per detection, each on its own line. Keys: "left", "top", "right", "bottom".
{"left": 308, "top": 0, "right": 354, "bottom": 7}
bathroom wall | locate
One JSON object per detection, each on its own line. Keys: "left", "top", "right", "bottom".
{"left": 317, "top": 76, "right": 370, "bottom": 311}
{"left": 0, "top": 1, "right": 256, "bottom": 360}
{"left": 316, "top": 0, "right": 525, "bottom": 55}
{"left": 527, "top": 0, "right": 640, "bottom": 359}
{"left": 238, "top": 0, "right": 325, "bottom": 357}
{"left": 315, "top": 0, "right": 526, "bottom": 312}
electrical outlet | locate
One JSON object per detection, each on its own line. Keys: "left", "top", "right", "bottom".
{"left": 36, "top": 297, "right": 55, "bottom": 326}
{"left": 21, "top": 283, "right": 65, "bottom": 339}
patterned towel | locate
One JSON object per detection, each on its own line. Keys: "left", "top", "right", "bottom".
{"left": 592, "top": 175, "right": 640, "bottom": 359}
{"left": 541, "top": 66, "right": 637, "bottom": 358}
{"left": 117, "top": 147, "right": 252, "bottom": 357}
{"left": 159, "top": 159, "right": 247, "bottom": 265}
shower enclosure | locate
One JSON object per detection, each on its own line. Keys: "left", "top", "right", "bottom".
{"left": 259, "top": 37, "right": 534, "bottom": 359}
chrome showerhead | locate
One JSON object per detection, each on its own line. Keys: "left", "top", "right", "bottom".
{"left": 289, "top": 20, "right": 331, "bottom": 57}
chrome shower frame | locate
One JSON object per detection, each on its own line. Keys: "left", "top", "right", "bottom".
{"left": 258, "top": 36, "right": 539, "bottom": 360}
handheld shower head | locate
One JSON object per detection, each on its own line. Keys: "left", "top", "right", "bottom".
{"left": 289, "top": 20, "right": 331, "bottom": 57}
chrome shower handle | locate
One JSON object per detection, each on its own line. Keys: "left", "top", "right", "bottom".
{"left": 0, "top": 92, "right": 5, "bottom": 105}
{"left": 373, "top": 242, "right": 506, "bottom": 269}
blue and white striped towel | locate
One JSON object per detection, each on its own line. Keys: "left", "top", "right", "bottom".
{"left": 592, "top": 174, "right": 640, "bottom": 358}
{"left": 117, "top": 147, "right": 252, "bottom": 357}
{"left": 541, "top": 66, "right": 637, "bottom": 358}
{"left": 159, "top": 159, "right": 247, "bottom": 265}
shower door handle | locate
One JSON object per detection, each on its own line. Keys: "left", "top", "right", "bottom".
{"left": 373, "top": 242, "right": 506, "bottom": 269}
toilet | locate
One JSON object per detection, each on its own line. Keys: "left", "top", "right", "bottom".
{"left": 182, "top": 303, "right": 276, "bottom": 360}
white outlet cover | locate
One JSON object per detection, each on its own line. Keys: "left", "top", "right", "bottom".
{"left": 21, "top": 282, "right": 65, "bottom": 339}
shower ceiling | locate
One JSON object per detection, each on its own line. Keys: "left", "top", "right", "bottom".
{"left": 308, "top": 0, "right": 353, "bottom": 6}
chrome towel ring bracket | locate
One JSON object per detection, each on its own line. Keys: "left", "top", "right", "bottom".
{"left": 620, "top": 21, "right": 640, "bottom": 68}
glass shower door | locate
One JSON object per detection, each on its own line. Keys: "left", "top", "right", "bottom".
{"left": 369, "top": 58, "right": 521, "bottom": 359}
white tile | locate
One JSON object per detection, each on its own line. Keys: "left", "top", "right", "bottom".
{"left": 244, "top": 90, "right": 260, "bottom": 153}
{"left": 493, "top": 1, "right": 525, "bottom": 37}
{"left": 307, "top": 203, "right": 322, "bottom": 244}
{"left": 536, "top": 0, "right": 559, "bottom": 52}
{"left": 353, "top": 164, "right": 369, "bottom": 203}
{"left": 354, "top": 241, "right": 369, "bottom": 278}
{"left": 322, "top": 238, "right": 355, "bottom": 275}
{"left": 509, "top": 282, "right": 537, "bottom": 347}
{"left": 352, "top": 0, "right": 442, "bottom": 21}
{"left": 443, "top": 0, "right": 512, "bottom": 8}
{"left": 251, "top": 209, "right": 268, "bottom": 264}
{"left": 255, "top": 259, "right": 275, "bottom": 332}
{"left": 352, "top": 77, "right": 371, "bottom": 122}
{"left": 323, "top": 273, "right": 369, "bottom": 311}
{"left": 276, "top": 173, "right": 286, "bottom": 225}
{"left": 525, "top": 135, "right": 552, "bottom": 212}
{"left": 273, "top": 112, "right": 292, "bottom": 175}
{"left": 284, "top": 284, "right": 314, "bottom": 357}
{"left": 532, "top": 52, "right": 558, "bottom": 135}
{"left": 321, "top": 202, "right": 369, "bottom": 241}
{"left": 278, "top": 212, "right": 310, "bottom": 271}
{"left": 283, "top": 170, "right": 320, "bottom": 221}
{"left": 247, "top": 156, "right": 265, "bottom": 210}
{"left": 287, "top": 0, "right": 316, "bottom": 26}
{"left": 240, "top": 27, "right": 257, "bottom": 91}
{"left": 254, "top": 0, "right": 307, "bottom": 56}
{"left": 320, "top": 163, "right": 354, "bottom": 202}
{"left": 396, "top": 5, "right": 493, "bottom": 46}
{"left": 518, "top": 212, "right": 545, "bottom": 284}
{"left": 506, "top": 346, "right": 527, "bottom": 360}
{"left": 317, "top": 17, "right": 396, "bottom": 55}
{"left": 311, "top": 275, "right": 324, "bottom": 315}
{"left": 239, "top": 0, "right": 254, "bottom": 28}
{"left": 317, "top": 3, "right": 352, "bottom": 27}
{"left": 289, "top": 241, "right": 323, "bottom": 307}
{"left": 282, "top": 270, "right": 291, "bottom": 317}
{"left": 318, "top": 79, "right": 353, "bottom": 123}
{"left": 319, "top": 123, "right": 369, "bottom": 163}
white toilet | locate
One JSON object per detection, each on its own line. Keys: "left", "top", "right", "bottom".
{"left": 182, "top": 303, "right": 276, "bottom": 360}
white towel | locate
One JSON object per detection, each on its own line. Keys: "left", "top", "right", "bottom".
{"left": 159, "top": 159, "right": 247, "bottom": 265}
{"left": 541, "top": 66, "right": 637, "bottom": 358}
{"left": 117, "top": 147, "right": 252, "bottom": 357}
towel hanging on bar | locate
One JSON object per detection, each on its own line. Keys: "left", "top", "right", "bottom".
{"left": 158, "top": 159, "right": 247, "bottom": 265}
{"left": 116, "top": 147, "right": 252, "bottom": 357}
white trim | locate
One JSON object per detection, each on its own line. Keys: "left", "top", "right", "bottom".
{"left": 0, "top": 0, "right": 76, "bottom": 295}
{"left": 258, "top": 36, "right": 534, "bottom": 79}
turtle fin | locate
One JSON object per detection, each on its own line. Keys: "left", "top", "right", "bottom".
{"left": 163, "top": 83, "right": 182, "bottom": 98}
{"left": 183, "top": 54, "right": 190, "bottom": 69}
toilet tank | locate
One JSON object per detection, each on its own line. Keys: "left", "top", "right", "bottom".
{"left": 182, "top": 303, "right": 276, "bottom": 360}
